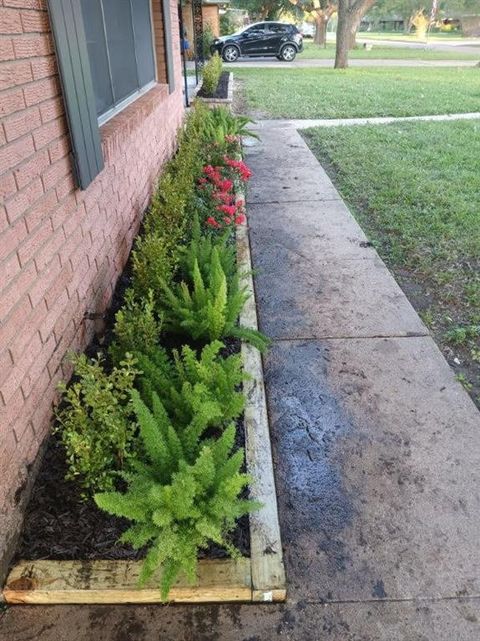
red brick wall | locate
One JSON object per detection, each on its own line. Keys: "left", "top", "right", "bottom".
{"left": 0, "top": 0, "right": 184, "bottom": 578}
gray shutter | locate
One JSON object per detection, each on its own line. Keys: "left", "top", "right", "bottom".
{"left": 47, "top": 0, "right": 104, "bottom": 190}
{"left": 161, "top": 0, "right": 175, "bottom": 93}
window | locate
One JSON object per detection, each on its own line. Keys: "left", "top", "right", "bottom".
{"left": 80, "top": 0, "right": 156, "bottom": 124}
{"left": 265, "top": 24, "right": 290, "bottom": 34}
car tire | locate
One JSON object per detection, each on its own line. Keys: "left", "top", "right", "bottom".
{"left": 222, "top": 45, "right": 239, "bottom": 63}
{"left": 279, "top": 44, "right": 297, "bottom": 62}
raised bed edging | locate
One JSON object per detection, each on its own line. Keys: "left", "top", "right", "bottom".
{"left": 197, "top": 72, "right": 233, "bottom": 109}
{"left": 2, "top": 187, "right": 286, "bottom": 606}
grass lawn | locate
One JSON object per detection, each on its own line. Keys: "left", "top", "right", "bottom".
{"left": 235, "top": 67, "right": 480, "bottom": 119}
{"left": 303, "top": 120, "right": 480, "bottom": 405}
{"left": 301, "top": 41, "right": 480, "bottom": 60}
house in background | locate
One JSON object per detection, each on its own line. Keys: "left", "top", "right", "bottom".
{"left": 183, "top": 0, "right": 230, "bottom": 41}
{"left": 0, "top": 0, "right": 184, "bottom": 581}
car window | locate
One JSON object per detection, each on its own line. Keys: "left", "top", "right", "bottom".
{"left": 244, "top": 24, "right": 265, "bottom": 36}
{"left": 265, "top": 24, "right": 290, "bottom": 34}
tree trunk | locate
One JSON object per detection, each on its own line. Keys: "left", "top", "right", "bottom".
{"left": 314, "top": 14, "right": 328, "bottom": 47}
{"left": 347, "top": 9, "right": 364, "bottom": 49}
{"left": 335, "top": 2, "right": 350, "bottom": 68}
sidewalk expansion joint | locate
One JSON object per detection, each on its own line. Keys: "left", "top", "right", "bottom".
{"left": 297, "top": 594, "right": 480, "bottom": 607}
{"left": 270, "top": 333, "right": 430, "bottom": 343}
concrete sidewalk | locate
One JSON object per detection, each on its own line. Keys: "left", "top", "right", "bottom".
{"left": 2, "top": 124, "right": 480, "bottom": 641}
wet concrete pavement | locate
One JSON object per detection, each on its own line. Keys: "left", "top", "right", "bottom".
{"left": 2, "top": 123, "right": 480, "bottom": 640}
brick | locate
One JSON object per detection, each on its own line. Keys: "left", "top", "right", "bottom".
{"left": 0, "top": 133, "right": 35, "bottom": 174}
{"left": 17, "top": 218, "right": 51, "bottom": 267}
{"left": 23, "top": 75, "right": 58, "bottom": 107}
{"left": 3, "top": 105, "right": 41, "bottom": 142}
{"left": 44, "top": 262, "right": 73, "bottom": 310}
{"left": 0, "top": 171, "right": 16, "bottom": 201}
{"left": 39, "top": 96, "right": 63, "bottom": 123}
{"left": 0, "top": 38, "right": 15, "bottom": 62}
{"left": 0, "top": 7, "right": 23, "bottom": 34}
{"left": 0, "top": 58, "right": 32, "bottom": 90}
{"left": 7, "top": 303, "right": 46, "bottom": 365}
{"left": 0, "top": 86, "right": 26, "bottom": 117}
{"left": 47, "top": 134, "right": 69, "bottom": 163}
{"left": 41, "top": 155, "right": 71, "bottom": 192}
{"left": 27, "top": 252, "right": 60, "bottom": 308}
{"left": 13, "top": 33, "right": 52, "bottom": 59}
{"left": 20, "top": 9, "right": 49, "bottom": 33}
{"left": 50, "top": 192, "right": 77, "bottom": 231}
{"left": 0, "top": 331, "right": 42, "bottom": 404}
{"left": 31, "top": 54, "right": 55, "bottom": 80}
{"left": 13, "top": 147, "right": 49, "bottom": 190}
{"left": 55, "top": 172, "right": 75, "bottom": 201}
{"left": 20, "top": 334, "right": 55, "bottom": 400}
{"left": 4, "top": 176, "right": 43, "bottom": 224}
{"left": 0, "top": 218, "right": 27, "bottom": 263}
{"left": 32, "top": 117, "right": 65, "bottom": 149}
{"left": 0, "top": 259, "right": 36, "bottom": 319}
{"left": 38, "top": 285, "right": 68, "bottom": 343}
{"left": 23, "top": 186, "right": 56, "bottom": 232}
{"left": 33, "top": 223, "right": 64, "bottom": 273}
{"left": 3, "top": 1, "right": 47, "bottom": 9}
{"left": 0, "top": 296, "right": 32, "bottom": 353}
{"left": 2, "top": 251, "right": 21, "bottom": 288}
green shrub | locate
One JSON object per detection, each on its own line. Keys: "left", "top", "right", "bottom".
{"left": 131, "top": 231, "right": 178, "bottom": 305}
{"left": 202, "top": 23, "right": 215, "bottom": 60}
{"left": 110, "top": 289, "right": 162, "bottom": 365}
{"left": 202, "top": 53, "right": 222, "bottom": 96}
{"left": 135, "top": 340, "right": 245, "bottom": 444}
{"left": 55, "top": 353, "right": 138, "bottom": 496}
{"left": 159, "top": 246, "right": 269, "bottom": 351}
{"left": 95, "top": 391, "right": 257, "bottom": 600}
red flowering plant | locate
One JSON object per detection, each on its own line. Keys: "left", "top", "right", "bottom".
{"left": 197, "top": 161, "right": 249, "bottom": 231}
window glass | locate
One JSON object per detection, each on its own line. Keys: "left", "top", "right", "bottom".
{"left": 81, "top": 0, "right": 113, "bottom": 115}
{"left": 132, "top": 0, "right": 156, "bottom": 87}
{"left": 266, "top": 24, "right": 289, "bottom": 33}
{"left": 80, "top": 0, "right": 156, "bottom": 119}
{"left": 102, "top": 0, "right": 138, "bottom": 103}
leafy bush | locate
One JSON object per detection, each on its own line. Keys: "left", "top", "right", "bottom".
{"left": 95, "top": 391, "right": 257, "bottom": 600}
{"left": 160, "top": 245, "right": 269, "bottom": 351}
{"left": 55, "top": 353, "right": 138, "bottom": 496}
{"left": 131, "top": 231, "right": 178, "bottom": 305}
{"left": 135, "top": 340, "right": 245, "bottom": 445}
{"left": 202, "top": 53, "right": 222, "bottom": 96}
{"left": 110, "top": 289, "right": 162, "bottom": 365}
{"left": 202, "top": 23, "right": 215, "bottom": 60}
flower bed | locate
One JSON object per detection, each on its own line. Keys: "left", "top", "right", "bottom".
{"left": 3, "top": 104, "right": 285, "bottom": 605}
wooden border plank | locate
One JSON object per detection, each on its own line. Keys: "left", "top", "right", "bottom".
{"left": 3, "top": 558, "right": 251, "bottom": 605}
{"left": 237, "top": 194, "right": 287, "bottom": 603}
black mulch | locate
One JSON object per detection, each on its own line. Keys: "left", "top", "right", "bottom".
{"left": 197, "top": 71, "right": 230, "bottom": 100}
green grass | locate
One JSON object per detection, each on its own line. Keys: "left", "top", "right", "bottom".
{"left": 303, "top": 120, "right": 480, "bottom": 403}
{"left": 235, "top": 67, "right": 480, "bottom": 119}
{"left": 359, "top": 31, "right": 478, "bottom": 41}
{"left": 301, "top": 41, "right": 480, "bottom": 60}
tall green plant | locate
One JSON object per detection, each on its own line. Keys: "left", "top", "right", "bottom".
{"left": 95, "top": 391, "right": 258, "bottom": 599}
{"left": 135, "top": 340, "right": 245, "bottom": 437}
{"left": 159, "top": 246, "right": 269, "bottom": 351}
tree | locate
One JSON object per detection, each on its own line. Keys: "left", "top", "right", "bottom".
{"left": 294, "top": 1, "right": 338, "bottom": 46}
{"left": 231, "top": 0, "right": 293, "bottom": 21}
{"left": 335, "top": 0, "right": 376, "bottom": 68}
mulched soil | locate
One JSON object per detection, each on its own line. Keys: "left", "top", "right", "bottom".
{"left": 197, "top": 71, "right": 230, "bottom": 99}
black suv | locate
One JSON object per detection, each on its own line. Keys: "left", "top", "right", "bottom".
{"left": 210, "top": 22, "right": 303, "bottom": 63}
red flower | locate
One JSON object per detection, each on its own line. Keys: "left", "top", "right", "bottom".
{"left": 235, "top": 214, "right": 246, "bottom": 225}
{"left": 206, "top": 216, "right": 220, "bottom": 228}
